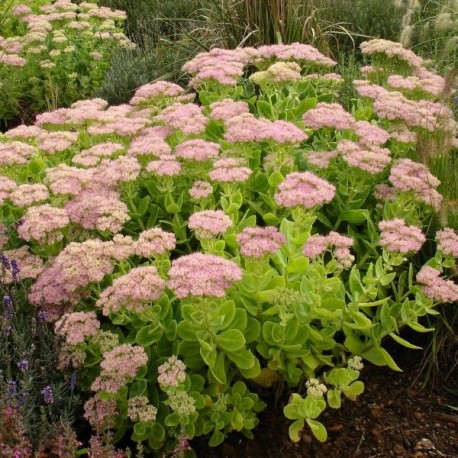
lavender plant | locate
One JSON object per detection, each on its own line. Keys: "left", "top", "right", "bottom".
{"left": 0, "top": 38, "right": 456, "bottom": 453}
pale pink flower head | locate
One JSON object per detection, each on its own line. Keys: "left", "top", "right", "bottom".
{"left": 188, "top": 210, "right": 232, "bottom": 239}
{"left": 378, "top": 219, "right": 425, "bottom": 254}
{"left": 306, "top": 150, "right": 338, "bottom": 169}
{"left": 18, "top": 204, "right": 69, "bottom": 244}
{"left": 175, "top": 139, "right": 220, "bottom": 162}
{"left": 84, "top": 394, "right": 118, "bottom": 432}
{"left": 146, "top": 156, "right": 181, "bottom": 177}
{"left": 0, "top": 176, "right": 17, "bottom": 203}
{"left": 266, "top": 120, "right": 308, "bottom": 144}
{"left": 158, "top": 103, "right": 208, "bottom": 135}
{"left": 5, "top": 125, "right": 44, "bottom": 139}
{"left": 55, "top": 311, "right": 100, "bottom": 346}
{"left": 158, "top": 355, "right": 187, "bottom": 388}
{"left": 127, "top": 396, "right": 157, "bottom": 423}
{"left": 302, "top": 234, "right": 328, "bottom": 258}
{"left": 353, "top": 80, "right": 388, "bottom": 99}
{"left": 0, "top": 141, "right": 36, "bottom": 166}
{"left": 337, "top": 140, "right": 391, "bottom": 174}
{"left": 210, "top": 99, "right": 250, "bottom": 122}
{"left": 436, "top": 228, "right": 458, "bottom": 257}
{"left": 65, "top": 190, "right": 130, "bottom": 233}
{"left": 37, "top": 131, "right": 78, "bottom": 154}
{"left": 256, "top": 43, "right": 336, "bottom": 67}
{"left": 389, "top": 159, "right": 442, "bottom": 210}
{"left": 130, "top": 81, "right": 185, "bottom": 106}
{"left": 108, "top": 234, "right": 136, "bottom": 261}
{"left": 72, "top": 142, "right": 124, "bottom": 167}
{"left": 9, "top": 184, "right": 49, "bottom": 207}
{"left": 354, "top": 121, "right": 390, "bottom": 147}
{"left": 224, "top": 113, "right": 271, "bottom": 143}
{"left": 208, "top": 158, "right": 252, "bottom": 183}
{"left": 302, "top": 103, "right": 355, "bottom": 130}
{"left": 128, "top": 135, "right": 171, "bottom": 158}
{"left": 45, "top": 164, "right": 94, "bottom": 196}
{"left": 1, "top": 246, "right": 44, "bottom": 283}
{"left": 416, "top": 266, "right": 458, "bottom": 303}
{"left": 168, "top": 253, "right": 243, "bottom": 298}
{"left": 373, "top": 183, "right": 396, "bottom": 202}
{"left": 135, "top": 228, "right": 176, "bottom": 258}
{"left": 275, "top": 172, "right": 336, "bottom": 209}
{"left": 93, "top": 157, "right": 141, "bottom": 188}
{"left": 237, "top": 226, "right": 286, "bottom": 258}
{"left": 189, "top": 181, "right": 213, "bottom": 199}
{"left": 96, "top": 266, "right": 165, "bottom": 316}
{"left": 303, "top": 231, "right": 354, "bottom": 268}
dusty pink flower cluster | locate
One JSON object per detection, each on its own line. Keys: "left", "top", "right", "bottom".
{"left": 37, "top": 131, "right": 78, "bottom": 154}
{"left": 91, "top": 344, "right": 148, "bottom": 393}
{"left": 189, "top": 181, "right": 213, "bottom": 199}
{"left": 209, "top": 99, "right": 250, "bottom": 122}
{"left": 0, "top": 246, "right": 44, "bottom": 283}
{"left": 337, "top": 140, "right": 391, "bottom": 174}
{"left": 175, "top": 139, "right": 220, "bottom": 162}
{"left": 55, "top": 311, "right": 100, "bottom": 345}
{"left": 65, "top": 189, "right": 130, "bottom": 233}
{"left": 128, "top": 396, "right": 158, "bottom": 423}
{"left": 0, "top": 176, "right": 18, "bottom": 204}
{"left": 158, "top": 356, "right": 187, "bottom": 388}
{"left": 135, "top": 228, "right": 176, "bottom": 257}
{"left": 416, "top": 266, "right": 458, "bottom": 303}
{"left": 306, "top": 151, "right": 338, "bottom": 169}
{"left": 84, "top": 395, "right": 119, "bottom": 432}
{"left": 96, "top": 266, "right": 165, "bottom": 316}
{"left": 0, "top": 141, "right": 37, "bottom": 166}
{"left": 436, "top": 228, "right": 458, "bottom": 257}
{"left": 9, "top": 184, "right": 49, "bottom": 207}
{"left": 275, "top": 172, "right": 336, "bottom": 209}
{"left": 360, "top": 39, "right": 424, "bottom": 69}
{"left": 168, "top": 253, "right": 243, "bottom": 298}
{"left": 146, "top": 155, "right": 181, "bottom": 176}
{"left": 389, "top": 159, "right": 442, "bottom": 210}
{"left": 72, "top": 142, "right": 124, "bottom": 167}
{"left": 208, "top": 158, "right": 252, "bottom": 183}
{"left": 302, "top": 103, "right": 355, "bottom": 130}
{"left": 157, "top": 103, "right": 208, "bottom": 135}
{"left": 18, "top": 204, "right": 69, "bottom": 244}
{"left": 302, "top": 232, "right": 354, "bottom": 268}
{"left": 378, "top": 219, "right": 425, "bottom": 254}
{"left": 189, "top": 210, "right": 232, "bottom": 239}
{"left": 237, "top": 226, "right": 286, "bottom": 258}
{"left": 256, "top": 43, "right": 336, "bottom": 66}
{"left": 130, "top": 81, "right": 186, "bottom": 106}
{"left": 353, "top": 121, "right": 390, "bottom": 147}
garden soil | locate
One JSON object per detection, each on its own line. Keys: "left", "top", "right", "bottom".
{"left": 193, "top": 350, "right": 458, "bottom": 458}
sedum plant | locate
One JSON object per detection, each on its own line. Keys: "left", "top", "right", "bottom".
{"left": 0, "top": 38, "right": 457, "bottom": 453}
{"left": 0, "top": 0, "right": 134, "bottom": 126}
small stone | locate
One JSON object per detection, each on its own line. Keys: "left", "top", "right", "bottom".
{"left": 414, "top": 411, "right": 423, "bottom": 421}
{"left": 434, "top": 422, "right": 441, "bottom": 428}
{"left": 302, "top": 434, "right": 312, "bottom": 444}
{"left": 415, "top": 438, "right": 435, "bottom": 451}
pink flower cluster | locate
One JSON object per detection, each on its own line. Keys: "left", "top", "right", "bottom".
{"left": 306, "top": 150, "right": 338, "bottom": 169}
{"left": 208, "top": 158, "right": 252, "bottom": 183}
{"left": 55, "top": 311, "right": 100, "bottom": 345}
{"left": 257, "top": 43, "right": 336, "bottom": 66}
{"left": 158, "top": 355, "right": 187, "bottom": 388}
{"left": 135, "top": 228, "right": 176, "bottom": 257}
{"left": 37, "top": 131, "right": 78, "bottom": 154}
{"left": 5, "top": 125, "right": 43, "bottom": 139}
{"left": 92, "top": 344, "right": 148, "bottom": 393}
{"left": 175, "top": 139, "right": 220, "bottom": 162}
{"left": 128, "top": 396, "right": 157, "bottom": 423}
{"left": 0, "top": 141, "right": 36, "bottom": 166}
{"left": 158, "top": 103, "right": 208, "bottom": 135}
{"left": 436, "top": 228, "right": 458, "bottom": 257}
{"left": 96, "top": 266, "right": 165, "bottom": 316}
{"left": 168, "top": 253, "right": 243, "bottom": 298}
{"left": 210, "top": 99, "right": 250, "bottom": 122}
{"left": 45, "top": 164, "right": 94, "bottom": 196}
{"left": 275, "top": 172, "right": 336, "bottom": 209}
{"left": 130, "top": 81, "right": 186, "bottom": 106}
{"left": 128, "top": 135, "right": 171, "bottom": 157}
{"left": 189, "top": 181, "right": 213, "bottom": 199}
{"left": 65, "top": 190, "right": 130, "bottom": 233}
{"left": 18, "top": 204, "right": 69, "bottom": 244}
{"left": 147, "top": 156, "right": 181, "bottom": 176}
{"left": 84, "top": 395, "right": 118, "bottom": 432}
{"left": 303, "top": 232, "right": 354, "bottom": 268}
{"left": 378, "top": 219, "right": 425, "bottom": 254}
{"left": 389, "top": 159, "right": 442, "bottom": 210}
{"left": 302, "top": 103, "right": 355, "bottom": 130}
{"left": 1, "top": 246, "right": 44, "bottom": 283}
{"left": 0, "top": 176, "right": 17, "bottom": 204}
{"left": 337, "top": 140, "right": 391, "bottom": 174}
{"left": 237, "top": 226, "right": 286, "bottom": 258}
{"left": 9, "top": 184, "right": 49, "bottom": 207}
{"left": 72, "top": 142, "right": 124, "bottom": 166}
{"left": 188, "top": 210, "right": 232, "bottom": 239}
{"left": 416, "top": 266, "right": 458, "bottom": 303}
{"left": 360, "top": 39, "right": 423, "bottom": 69}
{"left": 353, "top": 121, "right": 390, "bottom": 147}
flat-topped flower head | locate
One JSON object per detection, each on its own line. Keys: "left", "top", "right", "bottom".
{"left": 303, "top": 231, "right": 354, "bottom": 268}
{"left": 175, "top": 139, "right": 220, "bottom": 162}
{"left": 146, "top": 155, "right": 181, "bottom": 176}
{"left": 1, "top": 246, "right": 44, "bottom": 283}
{"left": 436, "top": 228, "right": 458, "bottom": 257}
{"left": 135, "top": 228, "right": 176, "bottom": 257}
{"left": 73, "top": 142, "right": 124, "bottom": 167}
{"left": 210, "top": 99, "right": 250, "bottom": 121}
{"left": 416, "top": 266, "right": 458, "bottom": 303}
{"left": 55, "top": 311, "right": 100, "bottom": 346}
{"left": 256, "top": 43, "right": 336, "bottom": 66}
{"left": 128, "top": 396, "right": 157, "bottom": 423}
{"left": 302, "top": 102, "right": 355, "bottom": 130}
{"left": 379, "top": 219, "right": 425, "bottom": 254}
{"left": 158, "top": 103, "right": 208, "bottom": 135}
{"left": 389, "top": 159, "right": 442, "bottom": 210}
{"left": 209, "top": 158, "right": 252, "bottom": 183}
{"left": 168, "top": 253, "right": 243, "bottom": 298}
{"left": 130, "top": 81, "right": 185, "bottom": 106}
{"left": 158, "top": 356, "right": 187, "bottom": 388}
{"left": 237, "top": 226, "right": 286, "bottom": 258}
{"left": 306, "top": 151, "right": 338, "bottom": 169}
{"left": 189, "top": 210, "right": 232, "bottom": 239}
{"left": 9, "top": 184, "right": 49, "bottom": 207}
{"left": 0, "top": 141, "right": 37, "bottom": 166}
{"left": 354, "top": 121, "right": 390, "bottom": 147}
{"left": 337, "top": 140, "right": 391, "bottom": 174}
{"left": 96, "top": 266, "right": 165, "bottom": 316}
{"left": 189, "top": 181, "right": 213, "bottom": 199}
{"left": 275, "top": 172, "right": 336, "bottom": 209}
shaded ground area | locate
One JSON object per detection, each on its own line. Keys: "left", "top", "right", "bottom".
{"left": 194, "top": 353, "right": 458, "bottom": 458}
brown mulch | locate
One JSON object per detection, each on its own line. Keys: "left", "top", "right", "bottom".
{"left": 193, "top": 356, "right": 458, "bottom": 458}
